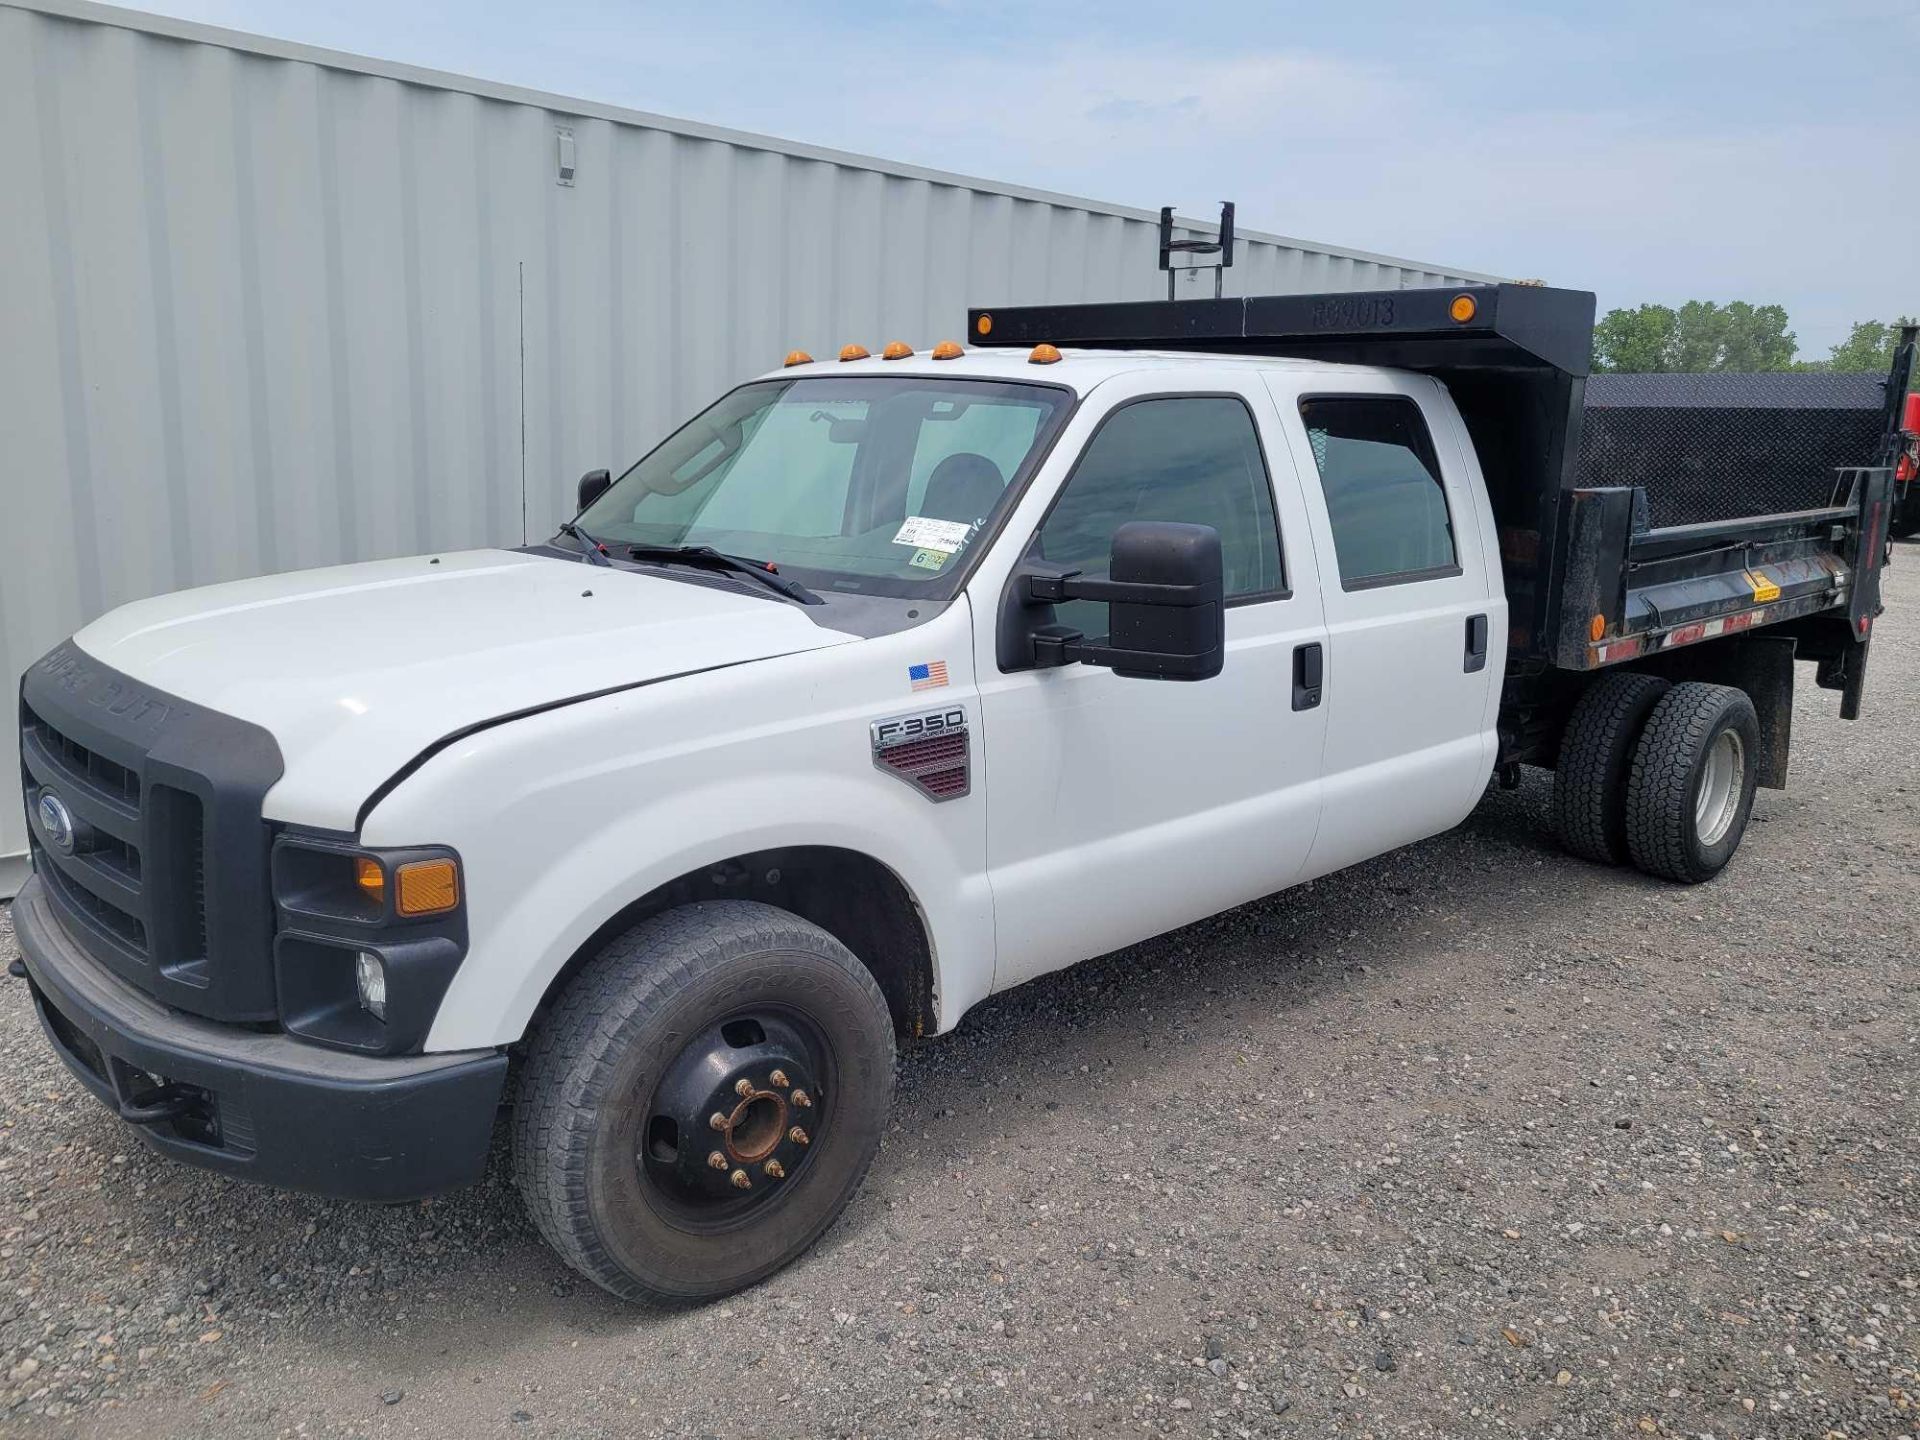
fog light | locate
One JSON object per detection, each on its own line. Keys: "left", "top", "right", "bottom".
{"left": 355, "top": 951, "right": 388, "bottom": 1021}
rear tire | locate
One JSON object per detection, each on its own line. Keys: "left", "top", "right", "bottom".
{"left": 1551, "top": 671, "right": 1671, "bottom": 865}
{"left": 1623, "top": 682, "right": 1759, "bottom": 884}
{"left": 512, "top": 900, "right": 895, "bottom": 1304}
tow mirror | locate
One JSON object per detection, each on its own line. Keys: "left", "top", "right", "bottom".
{"left": 577, "top": 468, "right": 612, "bottom": 511}
{"left": 997, "top": 520, "right": 1225, "bottom": 680}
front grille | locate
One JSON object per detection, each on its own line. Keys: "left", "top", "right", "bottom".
{"left": 22, "top": 702, "right": 162, "bottom": 975}
{"left": 20, "top": 644, "right": 284, "bottom": 1022}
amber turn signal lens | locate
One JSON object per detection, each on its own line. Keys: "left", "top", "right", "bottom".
{"left": 1588, "top": 612, "right": 1606, "bottom": 642}
{"left": 930, "top": 340, "right": 964, "bottom": 360}
{"left": 396, "top": 858, "right": 460, "bottom": 917}
{"left": 354, "top": 857, "right": 385, "bottom": 905}
{"left": 1449, "top": 293, "right": 1478, "bottom": 324}
{"left": 974, "top": 313, "right": 992, "bottom": 336}
{"left": 881, "top": 340, "right": 913, "bottom": 360}
{"left": 838, "top": 343, "right": 870, "bottom": 362}
{"left": 782, "top": 349, "right": 813, "bottom": 367}
{"left": 1028, "top": 343, "right": 1062, "bottom": 365}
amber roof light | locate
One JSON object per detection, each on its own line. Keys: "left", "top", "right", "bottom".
{"left": 1028, "top": 343, "right": 1062, "bottom": 365}
{"left": 782, "top": 349, "right": 813, "bottom": 367}
{"left": 839, "top": 343, "right": 870, "bottom": 362}
{"left": 930, "top": 340, "right": 964, "bottom": 360}
{"left": 881, "top": 341, "right": 913, "bottom": 360}
{"left": 1449, "top": 293, "right": 1478, "bottom": 324}
{"left": 974, "top": 313, "right": 993, "bottom": 336}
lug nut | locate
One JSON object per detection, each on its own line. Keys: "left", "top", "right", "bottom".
{"left": 730, "top": 1168, "right": 752, "bottom": 1189}
{"left": 709, "top": 1111, "right": 729, "bottom": 1131}
{"left": 707, "top": 1151, "right": 728, "bottom": 1170}
{"left": 791, "top": 1090, "right": 813, "bottom": 1109}
{"left": 769, "top": 1069, "right": 790, "bottom": 1088}
{"left": 764, "top": 1159, "right": 786, "bottom": 1179}
{"left": 735, "top": 1077, "right": 755, "bottom": 1098}
{"left": 789, "top": 1126, "right": 810, "bottom": 1146}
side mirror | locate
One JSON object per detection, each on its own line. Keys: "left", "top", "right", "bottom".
{"left": 998, "top": 520, "right": 1225, "bottom": 680}
{"left": 577, "top": 468, "right": 612, "bottom": 511}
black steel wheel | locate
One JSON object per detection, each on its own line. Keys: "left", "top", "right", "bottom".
{"left": 512, "top": 901, "right": 894, "bottom": 1303}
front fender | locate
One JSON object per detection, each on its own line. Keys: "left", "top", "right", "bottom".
{"left": 357, "top": 632, "right": 991, "bottom": 1051}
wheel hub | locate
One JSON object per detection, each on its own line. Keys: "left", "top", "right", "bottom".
{"left": 639, "top": 1015, "right": 823, "bottom": 1211}
{"left": 1694, "top": 728, "right": 1745, "bottom": 847}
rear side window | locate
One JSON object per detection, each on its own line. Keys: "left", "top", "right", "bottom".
{"left": 1036, "top": 396, "right": 1284, "bottom": 637}
{"left": 1299, "top": 396, "right": 1459, "bottom": 588}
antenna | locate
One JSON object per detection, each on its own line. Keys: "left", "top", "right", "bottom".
{"left": 1157, "top": 201, "right": 1236, "bottom": 301}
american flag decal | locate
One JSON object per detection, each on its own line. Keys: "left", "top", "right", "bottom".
{"left": 908, "top": 660, "right": 949, "bottom": 692}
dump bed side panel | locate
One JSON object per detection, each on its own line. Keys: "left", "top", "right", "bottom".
{"left": 1578, "top": 373, "right": 1886, "bottom": 527}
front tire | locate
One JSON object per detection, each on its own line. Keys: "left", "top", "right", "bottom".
{"left": 1623, "top": 682, "right": 1760, "bottom": 884}
{"left": 512, "top": 900, "right": 895, "bottom": 1304}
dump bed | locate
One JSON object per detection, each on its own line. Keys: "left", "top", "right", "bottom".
{"left": 968, "top": 285, "right": 1912, "bottom": 701}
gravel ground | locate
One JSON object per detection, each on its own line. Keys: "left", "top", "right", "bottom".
{"left": 2, "top": 560, "right": 1916, "bottom": 1440}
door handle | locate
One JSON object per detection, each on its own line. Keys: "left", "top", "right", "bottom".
{"left": 1464, "top": 613, "right": 1489, "bottom": 673}
{"left": 1292, "top": 641, "right": 1323, "bottom": 710}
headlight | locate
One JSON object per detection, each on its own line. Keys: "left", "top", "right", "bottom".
{"left": 269, "top": 835, "right": 467, "bottom": 1054}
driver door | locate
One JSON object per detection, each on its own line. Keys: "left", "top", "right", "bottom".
{"left": 973, "top": 372, "right": 1329, "bottom": 991}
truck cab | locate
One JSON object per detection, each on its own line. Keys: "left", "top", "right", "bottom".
{"left": 14, "top": 285, "right": 1902, "bottom": 1303}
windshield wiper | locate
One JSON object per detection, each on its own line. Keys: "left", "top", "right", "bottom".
{"left": 558, "top": 520, "right": 611, "bottom": 567}
{"left": 624, "top": 544, "right": 820, "bottom": 605}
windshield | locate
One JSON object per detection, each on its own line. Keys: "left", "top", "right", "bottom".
{"left": 576, "top": 376, "right": 1073, "bottom": 598}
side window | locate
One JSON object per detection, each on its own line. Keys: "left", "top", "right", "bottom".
{"left": 1298, "top": 396, "right": 1458, "bottom": 588}
{"left": 1036, "top": 396, "right": 1284, "bottom": 637}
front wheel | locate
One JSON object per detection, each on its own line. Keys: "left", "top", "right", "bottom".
{"left": 512, "top": 900, "right": 895, "bottom": 1303}
{"left": 1623, "top": 682, "right": 1760, "bottom": 884}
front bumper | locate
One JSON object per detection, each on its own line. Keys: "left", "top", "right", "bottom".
{"left": 13, "top": 876, "right": 507, "bottom": 1201}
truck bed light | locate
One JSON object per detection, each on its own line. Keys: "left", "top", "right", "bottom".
{"left": 396, "top": 858, "right": 460, "bottom": 917}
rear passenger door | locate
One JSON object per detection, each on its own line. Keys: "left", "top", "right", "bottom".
{"left": 1263, "top": 374, "right": 1505, "bottom": 876}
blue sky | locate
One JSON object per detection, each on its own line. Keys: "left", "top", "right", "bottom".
{"left": 141, "top": 0, "right": 1916, "bottom": 354}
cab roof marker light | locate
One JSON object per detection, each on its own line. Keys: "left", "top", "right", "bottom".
{"left": 931, "top": 340, "right": 964, "bottom": 360}
{"left": 838, "top": 344, "right": 870, "bottom": 362}
{"left": 881, "top": 341, "right": 913, "bottom": 360}
{"left": 782, "top": 349, "right": 813, "bottom": 367}
{"left": 1028, "top": 343, "right": 1062, "bottom": 365}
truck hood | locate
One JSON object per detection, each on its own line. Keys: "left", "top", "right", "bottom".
{"left": 73, "top": 548, "right": 853, "bottom": 830}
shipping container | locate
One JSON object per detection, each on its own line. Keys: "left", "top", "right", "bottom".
{"left": 0, "top": 0, "right": 1499, "bottom": 894}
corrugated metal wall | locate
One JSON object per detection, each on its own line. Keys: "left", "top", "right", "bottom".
{"left": 0, "top": 0, "right": 1498, "bottom": 893}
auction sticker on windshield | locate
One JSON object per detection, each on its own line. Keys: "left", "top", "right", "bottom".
{"left": 892, "top": 516, "right": 973, "bottom": 554}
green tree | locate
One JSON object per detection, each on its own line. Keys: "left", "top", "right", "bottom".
{"left": 1820, "top": 318, "right": 1918, "bottom": 375}
{"left": 1592, "top": 304, "right": 1679, "bottom": 372}
{"left": 1592, "top": 300, "right": 1796, "bottom": 373}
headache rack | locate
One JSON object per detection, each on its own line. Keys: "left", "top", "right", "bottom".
{"left": 968, "top": 286, "right": 1909, "bottom": 695}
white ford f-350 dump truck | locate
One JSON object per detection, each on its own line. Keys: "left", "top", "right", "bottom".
{"left": 14, "top": 286, "right": 1916, "bottom": 1302}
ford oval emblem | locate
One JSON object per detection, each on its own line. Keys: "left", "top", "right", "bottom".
{"left": 37, "top": 792, "right": 75, "bottom": 853}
